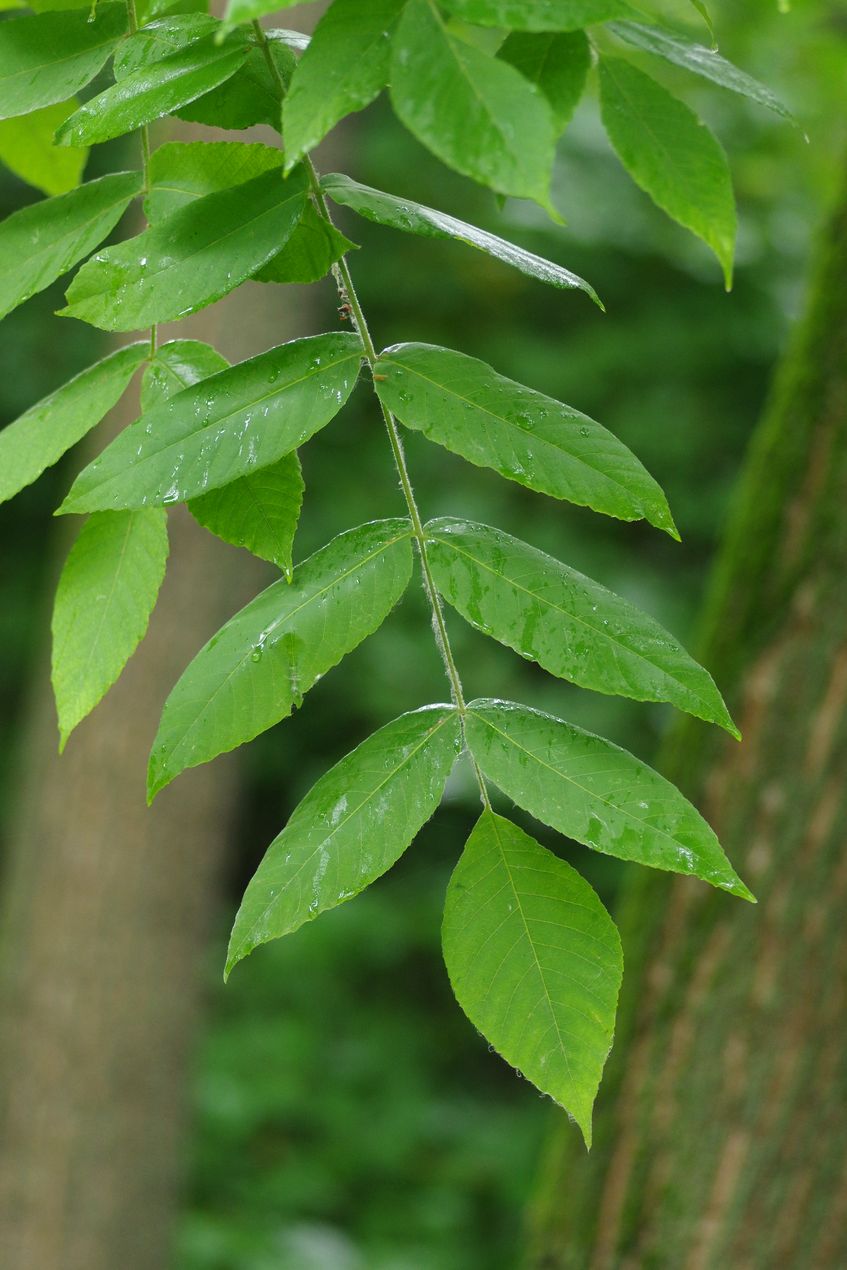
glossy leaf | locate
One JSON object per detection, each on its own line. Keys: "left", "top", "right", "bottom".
{"left": 59, "top": 332, "right": 363, "bottom": 513}
{"left": 442, "top": 810, "right": 622, "bottom": 1145}
{"left": 0, "top": 100, "right": 87, "bottom": 196}
{"left": 599, "top": 56, "right": 736, "bottom": 288}
{"left": 373, "top": 343, "right": 676, "bottom": 535}
{"left": 190, "top": 453, "right": 304, "bottom": 577}
{"left": 321, "top": 173, "right": 600, "bottom": 305}
{"left": 52, "top": 509, "right": 169, "bottom": 749}
{"left": 283, "top": 0, "right": 406, "bottom": 170}
{"left": 390, "top": 0, "right": 556, "bottom": 206}
{"left": 0, "top": 171, "right": 143, "bottom": 321}
{"left": 61, "top": 166, "right": 308, "bottom": 331}
{"left": 608, "top": 21, "right": 795, "bottom": 122}
{"left": 141, "top": 338, "right": 229, "bottom": 412}
{"left": 499, "top": 31, "right": 590, "bottom": 131}
{"left": 148, "top": 519, "right": 415, "bottom": 798}
{"left": 227, "top": 705, "right": 462, "bottom": 973}
{"left": 466, "top": 700, "right": 754, "bottom": 899}
{"left": 56, "top": 31, "right": 249, "bottom": 147}
{"left": 111, "top": 13, "right": 218, "bottom": 76}
{"left": 425, "top": 518, "right": 737, "bottom": 733}
{"left": 0, "top": 343, "right": 148, "bottom": 506}
{"left": 441, "top": 0, "right": 628, "bottom": 30}
{"left": 0, "top": 5, "right": 128, "bottom": 119}
{"left": 145, "top": 142, "right": 354, "bottom": 286}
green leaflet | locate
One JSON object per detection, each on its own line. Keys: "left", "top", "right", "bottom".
{"left": 282, "top": 0, "right": 406, "bottom": 170}
{"left": 226, "top": 705, "right": 462, "bottom": 974}
{"left": 221, "top": 0, "right": 301, "bottom": 30}
{"left": 141, "top": 338, "right": 229, "bottom": 411}
{"left": 440, "top": 0, "right": 629, "bottom": 30}
{"left": 148, "top": 519, "right": 415, "bottom": 798}
{"left": 321, "top": 173, "right": 600, "bottom": 305}
{"left": 59, "top": 332, "right": 363, "bottom": 513}
{"left": 0, "top": 100, "right": 87, "bottom": 196}
{"left": 0, "top": 5, "right": 128, "bottom": 119}
{"left": 140, "top": 333, "right": 307, "bottom": 573}
{"left": 60, "top": 166, "right": 308, "bottom": 331}
{"left": 373, "top": 342, "right": 676, "bottom": 536}
{"left": 599, "top": 56, "right": 737, "bottom": 289}
{"left": 390, "top": 0, "right": 556, "bottom": 207}
{"left": 0, "top": 170, "right": 143, "bottom": 321}
{"left": 190, "top": 454, "right": 305, "bottom": 577}
{"left": 51, "top": 508, "right": 169, "bottom": 749}
{"left": 498, "top": 31, "right": 590, "bottom": 132}
{"left": 442, "top": 811, "right": 622, "bottom": 1146}
{"left": 608, "top": 21, "right": 795, "bottom": 122}
{"left": 466, "top": 700, "right": 754, "bottom": 899}
{"left": 56, "top": 31, "right": 249, "bottom": 147}
{"left": 0, "top": 343, "right": 148, "bottom": 505}
{"left": 145, "top": 142, "right": 355, "bottom": 285}
{"left": 425, "top": 518, "right": 737, "bottom": 734}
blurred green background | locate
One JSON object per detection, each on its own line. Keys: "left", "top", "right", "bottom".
{"left": 0, "top": 2, "right": 843, "bottom": 1267}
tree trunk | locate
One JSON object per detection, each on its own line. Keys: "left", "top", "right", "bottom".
{"left": 0, "top": 276, "right": 308, "bottom": 1268}
{"left": 526, "top": 165, "right": 847, "bottom": 1269}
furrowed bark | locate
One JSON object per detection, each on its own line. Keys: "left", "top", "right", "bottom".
{"left": 526, "top": 159, "right": 847, "bottom": 1270}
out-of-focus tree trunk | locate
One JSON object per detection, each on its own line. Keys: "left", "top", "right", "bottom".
{"left": 526, "top": 163, "right": 847, "bottom": 1269}
{"left": 0, "top": 229, "right": 314, "bottom": 1270}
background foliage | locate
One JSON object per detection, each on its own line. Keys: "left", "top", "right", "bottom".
{"left": 0, "top": 0, "right": 843, "bottom": 1266}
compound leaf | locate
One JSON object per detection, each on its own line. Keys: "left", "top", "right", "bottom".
{"left": 599, "top": 55, "right": 736, "bottom": 288}
{"left": 283, "top": 0, "right": 406, "bottom": 170}
{"left": 390, "top": 0, "right": 556, "bottom": 206}
{"left": 321, "top": 173, "right": 599, "bottom": 304}
{"left": 0, "top": 5, "right": 128, "bottom": 119}
{"left": 190, "top": 452, "right": 304, "bottom": 577}
{"left": 466, "top": 700, "right": 754, "bottom": 899}
{"left": 0, "top": 171, "right": 142, "bottom": 321}
{"left": 60, "top": 165, "right": 308, "bottom": 331}
{"left": 425, "top": 518, "right": 737, "bottom": 733}
{"left": 227, "top": 705, "right": 462, "bottom": 974}
{"left": 442, "top": 810, "right": 622, "bottom": 1146}
{"left": 0, "top": 342, "right": 148, "bottom": 506}
{"left": 374, "top": 343, "right": 676, "bottom": 535}
{"left": 148, "top": 518, "right": 414, "bottom": 798}
{"left": 499, "top": 30, "right": 590, "bottom": 132}
{"left": 59, "top": 331, "right": 363, "bottom": 513}
{"left": 52, "top": 508, "right": 168, "bottom": 748}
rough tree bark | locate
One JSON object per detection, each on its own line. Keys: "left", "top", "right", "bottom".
{"left": 526, "top": 163, "right": 847, "bottom": 1269}
{"left": 0, "top": 263, "right": 310, "bottom": 1268}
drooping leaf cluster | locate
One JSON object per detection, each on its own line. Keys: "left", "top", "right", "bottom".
{"left": 0, "top": 0, "right": 781, "bottom": 1142}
